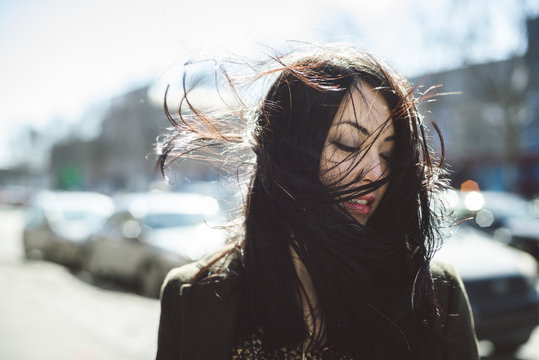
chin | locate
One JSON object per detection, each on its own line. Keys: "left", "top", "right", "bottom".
{"left": 359, "top": 219, "right": 369, "bottom": 226}
{"left": 352, "top": 214, "right": 369, "bottom": 225}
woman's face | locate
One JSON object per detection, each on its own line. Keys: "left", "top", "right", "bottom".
{"left": 320, "top": 82, "right": 395, "bottom": 225}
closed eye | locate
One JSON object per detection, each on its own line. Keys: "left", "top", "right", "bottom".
{"left": 330, "top": 141, "right": 360, "bottom": 153}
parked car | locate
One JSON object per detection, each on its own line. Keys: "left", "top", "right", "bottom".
{"left": 83, "top": 192, "right": 227, "bottom": 298}
{"left": 22, "top": 190, "right": 114, "bottom": 268}
{"left": 448, "top": 190, "right": 539, "bottom": 260}
{"left": 0, "top": 185, "right": 34, "bottom": 206}
{"left": 435, "top": 225, "right": 539, "bottom": 353}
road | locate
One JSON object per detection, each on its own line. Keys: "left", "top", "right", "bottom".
{"left": 1, "top": 206, "right": 539, "bottom": 359}
{"left": 0, "top": 207, "right": 159, "bottom": 360}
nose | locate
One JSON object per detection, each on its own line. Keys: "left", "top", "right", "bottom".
{"left": 362, "top": 154, "right": 385, "bottom": 183}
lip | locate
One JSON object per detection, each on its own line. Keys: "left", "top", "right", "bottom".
{"left": 344, "top": 195, "right": 375, "bottom": 216}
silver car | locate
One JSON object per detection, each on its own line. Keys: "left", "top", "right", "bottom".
{"left": 23, "top": 191, "right": 114, "bottom": 268}
{"left": 448, "top": 190, "right": 539, "bottom": 260}
{"left": 83, "top": 192, "right": 227, "bottom": 297}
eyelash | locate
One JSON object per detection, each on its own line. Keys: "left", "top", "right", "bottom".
{"left": 331, "top": 141, "right": 359, "bottom": 152}
{"left": 331, "top": 141, "right": 392, "bottom": 161}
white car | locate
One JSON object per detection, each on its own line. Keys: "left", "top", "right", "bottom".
{"left": 435, "top": 225, "right": 539, "bottom": 353}
{"left": 83, "top": 192, "right": 227, "bottom": 297}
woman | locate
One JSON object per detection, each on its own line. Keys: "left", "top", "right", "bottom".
{"left": 155, "top": 44, "right": 478, "bottom": 360}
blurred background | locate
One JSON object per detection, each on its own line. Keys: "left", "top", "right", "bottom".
{"left": 2, "top": 0, "right": 539, "bottom": 359}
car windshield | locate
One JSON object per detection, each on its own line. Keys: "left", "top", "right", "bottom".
{"left": 53, "top": 209, "right": 108, "bottom": 229}
{"left": 63, "top": 211, "right": 104, "bottom": 223}
{"left": 143, "top": 213, "right": 210, "bottom": 229}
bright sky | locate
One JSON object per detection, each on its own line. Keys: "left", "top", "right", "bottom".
{"left": 1, "top": 0, "right": 538, "bottom": 168}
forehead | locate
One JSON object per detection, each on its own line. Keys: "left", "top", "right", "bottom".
{"left": 332, "top": 83, "right": 392, "bottom": 134}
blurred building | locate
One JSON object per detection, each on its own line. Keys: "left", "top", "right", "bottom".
{"left": 50, "top": 86, "right": 212, "bottom": 193}
{"left": 419, "top": 16, "right": 539, "bottom": 196}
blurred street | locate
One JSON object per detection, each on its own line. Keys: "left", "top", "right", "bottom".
{"left": 0, "top": 207, "right": 159, "bottom": 360}
{"left": 1, "top": 205, "right": 539, "bottom": 360}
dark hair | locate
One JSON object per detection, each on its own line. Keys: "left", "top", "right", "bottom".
{"left": 157, "top": 43, "right": 448, "bottom": 359}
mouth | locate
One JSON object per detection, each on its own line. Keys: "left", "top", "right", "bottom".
{"left": 344, "top": 195, "right": 375, "bottom": 216}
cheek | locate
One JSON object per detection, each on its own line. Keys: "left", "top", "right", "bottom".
{"left": 320, "top": 150, "right": 359, "bottom": 186}
{"left": 319, "top": 161, "right": 334, "bottom": 186}
{"left": 320, "top": 145, "right": 341, "bottom": 184}
{"left": 319, "top": 145, "right": 332, "bottom": 184}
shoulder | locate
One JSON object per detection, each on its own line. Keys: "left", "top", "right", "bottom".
{"left": 430, "top": 260, "right": 468, "bottom": 317}
{"left": 160, "top": 261, "right": 203, "bottom": 295}
{"left": 430, "top": 260, "right": 469, "bottom": 309}
{"left": 430, "top": 260, "right": 479, "bottom": 360}
{"left": 430, "top": 260, "right": 459, "bottom": 283}
{"left": 160, "top": 245, "right": 243, "bottom": 299}
{"left": 430, "top": 260, "right": 471, "bottom": 316}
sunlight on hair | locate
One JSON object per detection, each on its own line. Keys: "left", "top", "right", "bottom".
{"left": 444, "top": 189, "right": 459, "bottom": 209}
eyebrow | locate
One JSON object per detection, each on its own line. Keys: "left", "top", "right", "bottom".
{"left": 340, "top": 120, "right": 395, "bottom": 142}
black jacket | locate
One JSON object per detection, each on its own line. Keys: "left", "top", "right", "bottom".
{"left": 156, "top": 252, "right": 479, "bottom": 360}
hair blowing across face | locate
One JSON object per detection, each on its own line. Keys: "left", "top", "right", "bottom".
{"left": 157, "top": 43, "right": 449, "bottom": 360}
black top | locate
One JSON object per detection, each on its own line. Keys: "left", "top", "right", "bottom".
{"left": 232, "top": 330, "right": 353, "bottom": 360}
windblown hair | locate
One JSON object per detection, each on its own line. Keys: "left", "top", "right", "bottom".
{"left": 157, "top": 43, "right": 449, "bottom": 360}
